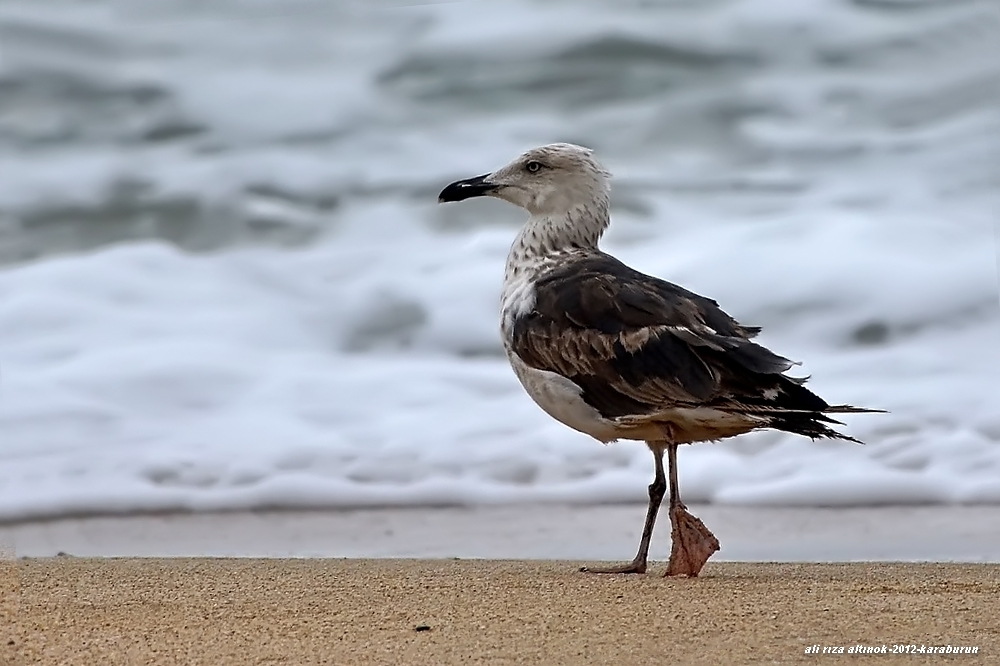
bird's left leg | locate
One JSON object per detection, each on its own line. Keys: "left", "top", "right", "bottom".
{"left": 581, "top": 444, "right": 666, "bottom": 574}
{"left": 665, "top": 441, "right": 720, "bottom": 577}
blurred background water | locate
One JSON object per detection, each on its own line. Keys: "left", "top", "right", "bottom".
{"left": 0, "top": 0, "right": 998, "bottom": 520}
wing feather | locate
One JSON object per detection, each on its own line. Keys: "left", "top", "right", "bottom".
{"left": 511, "top": 253, "right": 824, "bottom": 420}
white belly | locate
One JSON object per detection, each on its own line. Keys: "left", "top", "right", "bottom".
{"left": 506, "top": 351, "right": 620, "bottom": 443}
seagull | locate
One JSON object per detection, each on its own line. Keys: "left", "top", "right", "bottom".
{"left": 438, "top": 143, "right": 881, "bottom": 576}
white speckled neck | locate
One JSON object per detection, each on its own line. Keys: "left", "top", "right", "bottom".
{"left": 499, "top": 203, "right": 610, "bottom": 342}
{"left": 505, "top": 197, "right": 610, "bottom": 271}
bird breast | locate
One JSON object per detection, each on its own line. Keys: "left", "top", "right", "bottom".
{"left": 499, "top": 259, "right": 540, "bottom": 340}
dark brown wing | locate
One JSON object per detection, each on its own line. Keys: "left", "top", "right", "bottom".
{"left": 511, "top": 253, "right": 871, "bottom": 440}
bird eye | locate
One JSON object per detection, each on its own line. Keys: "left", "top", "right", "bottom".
{"left": 525, "top": 161, "right": 542, "bottom": 173}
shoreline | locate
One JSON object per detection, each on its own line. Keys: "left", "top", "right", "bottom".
{"left": 3, "top": 505, "right": 1000, "bottom": 561}
{"left": 5, "top": 559, "right": 998, "bottom": 665}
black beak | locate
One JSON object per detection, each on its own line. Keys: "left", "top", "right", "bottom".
{"left": 437, "top": 174, "right": 498, "bottom": 203}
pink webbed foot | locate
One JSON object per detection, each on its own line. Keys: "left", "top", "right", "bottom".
{"left": 665, "top": 503, "right": 720, "bottom": 577}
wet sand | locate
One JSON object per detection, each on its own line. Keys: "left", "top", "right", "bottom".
{"left": 4, "top": 559, "right": 998, "bottom": 665}
{"left": 5, "top": 505, "right": 1000, "bottom": 561}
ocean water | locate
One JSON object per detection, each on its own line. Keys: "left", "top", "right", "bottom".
{"left": 0, "top": 0, "right": 998, "bottom": 521}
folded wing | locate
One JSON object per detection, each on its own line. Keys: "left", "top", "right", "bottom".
{"left": 511, "top": 254, "right": 874, "bottom": 441}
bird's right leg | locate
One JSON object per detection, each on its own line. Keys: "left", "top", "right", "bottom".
{"left": 581, "top": 444, "right": 665, "bottom": 574}
{"left": 664, "top": 441, "right": 720, "bottom": 577}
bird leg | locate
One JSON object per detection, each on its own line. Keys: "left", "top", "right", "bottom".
{"left": 665, "top": 442, "right": 720, "bottom": 577}
{"left": 581, "top": 445, "right": 665, "bottom": 574}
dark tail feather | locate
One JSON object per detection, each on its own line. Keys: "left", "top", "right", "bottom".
{"left": 824, "top": 404, "right": 888, "bottom": 414}
{"left": 764, "top": 413, "right": 867, "bottom": 444}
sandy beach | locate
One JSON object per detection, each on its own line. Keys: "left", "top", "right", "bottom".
{"left": 3, "top": 558, "right": 997, "bottom": 665}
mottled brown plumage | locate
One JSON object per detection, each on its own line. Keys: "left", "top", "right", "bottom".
{"left": 511, "top": 251, "right": 873, "bottom": 445}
